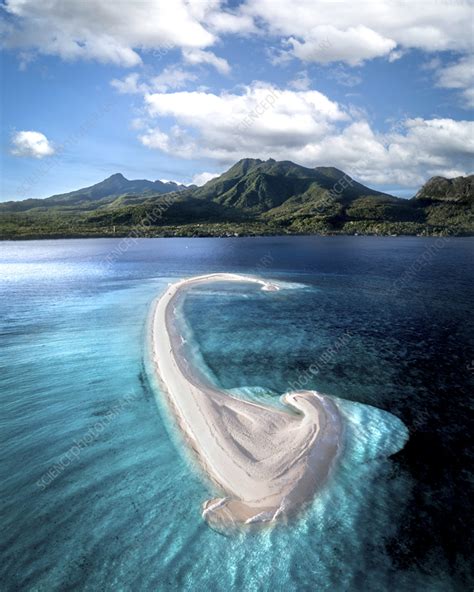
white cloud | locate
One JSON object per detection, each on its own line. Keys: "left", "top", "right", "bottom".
{"left": 243, "top": 0, "right": 474, "bottom": 65}
{"left": 192, "top": 171, "right": 221, "bottom": 186}
{"left": 136, "top": 83, "right": 473, "bottom": 186}
{"left": 309, "top": 118, "right": 474, "bottom": 186}
{"left": 328, "top": 66, "right": 362, "bottom": 88}
{"left": 2, "top": 0, "right": 228, "bottom": 66}
{"left": 139, "top": 126, "right": 172, "bottom": 152}
{"left": 288, "top": 25, "right": 396, "bottom": 66}
{"left": 10, "top": 131, "right": 55, "bottom": 158}
{"left": 112, "top": 67, "right": 198, "bottom": 94}
{"left": 388, "top": 49, "right": 406, "bottom": 63}
{"left": 207, "top": 11, "right": 256, "bottom": 35}
{"left": 461, "top": 88, "right": 474, "bottom": 109}
{"left": 2, "top": 0, "right": 473, "bottom": 77}
{"left": 182, "top": 48, "right": 231, "bottom": 74}
{"left": 141, "top": 83, "right": 347, "bottom": 159}
{"left": 289, "top": 71, "right": 311, "bottom": 91}
{"left": 439, "top": 57, "right": 474, "bottom": 89}
{"left": 151, "top": 67, "right": 198, "bottom": 91}
{"left": 111, "top": 73, "right": 147, "bottom": 94}
{"left": 436, "top": 55, "right": 474, "bottom": 108}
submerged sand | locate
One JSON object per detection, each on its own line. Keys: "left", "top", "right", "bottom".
{"left": 150, "top": 273, "right": 342, "bottom": 531}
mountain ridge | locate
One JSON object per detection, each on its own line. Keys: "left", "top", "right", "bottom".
{"left": 415, "top": 175, "right": 473, "bottom": 202}
{"left": 1, "top": 159, "right": 472, "bottom": 238}
{"left": 0, "top": 173, "right": 187, "bottom": 213}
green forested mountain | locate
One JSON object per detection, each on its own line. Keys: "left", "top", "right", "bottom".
{"left": 0, "top": 173, "right": 186, "bottom": 213}
{"left": 415, "top": 175, "right": 473, "bottom": 201}
{"left": 1, "top": 159, "right": 472, "bottom": 238}
{"left": 412, "top": 175, "right": 474, "bottom": 231}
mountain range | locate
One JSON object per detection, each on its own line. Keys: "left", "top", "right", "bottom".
{"left": 1, "top": 159, "right": 472, "bottom": 239}
{"left": 0, "top": 173, "right": 186, "bottom": 213}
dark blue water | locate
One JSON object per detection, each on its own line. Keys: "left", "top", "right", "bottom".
{"left": 1, "top": 236, "right": 473, "bottom": 591}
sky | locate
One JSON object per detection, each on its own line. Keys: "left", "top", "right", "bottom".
{"left": 0, "top": 0, "right": 473, "bottom": 201}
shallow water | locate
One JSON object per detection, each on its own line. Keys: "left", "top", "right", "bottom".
{"left": 1, "top": 236, "right": 473, "bottom": 591}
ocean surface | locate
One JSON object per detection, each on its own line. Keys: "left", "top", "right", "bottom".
{"left": 1, "top": 236, "right": 473, "bottom": 592}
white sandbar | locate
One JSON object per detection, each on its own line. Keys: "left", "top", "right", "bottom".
{"left": 150, "top": 273, "right": 342, "bottom": 531}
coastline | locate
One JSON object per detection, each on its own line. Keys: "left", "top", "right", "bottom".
{"left": 2, "top": 229, "right": 469, "bottom": 241}
{"left": 150, "top": 273, "right": 343, "bottom": 532}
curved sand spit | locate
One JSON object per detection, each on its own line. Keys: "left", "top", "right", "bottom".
{"left": 150, "top": 273, "right": 342, "bottom": 532}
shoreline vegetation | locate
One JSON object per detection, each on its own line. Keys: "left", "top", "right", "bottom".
{"left": 2, "top": 159, "right": 472, "bottom": 239}
{"left": 1, "top": 226, "right": 470, "bottom": 241}
{"left": 150, "top": 273, "right": 342, "bottom": 532}
{"left": 0, "top": 219, "right": 471, "bottom": 241}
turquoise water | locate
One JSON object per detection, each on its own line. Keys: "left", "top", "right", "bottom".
{"left": 1, "top": 237, "right": 473, "bottom": 591}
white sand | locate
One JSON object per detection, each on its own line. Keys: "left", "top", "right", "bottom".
{"left": 150, "top": 273, "right": 342, "bottom": 532}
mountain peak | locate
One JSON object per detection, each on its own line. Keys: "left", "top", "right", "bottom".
{"left": 106, "top": 173, "right": 126, "bottom": 181}
{"left": 235, "top": 158, "right": 263, "bottom": 166}
{"left": 415, "top": 174, "right": 473, "bottom": 202}
{"left": 156, "top": 180, "right": 178, "bottom": 186}
{"left": 231, "top": 158, "right": 263, "bottom": 173}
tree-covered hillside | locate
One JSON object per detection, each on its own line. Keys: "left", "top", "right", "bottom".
{"left": 1, "top": 160, "right": 472, "bottom": 239}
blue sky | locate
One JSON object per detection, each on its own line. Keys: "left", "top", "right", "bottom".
{"left": 1, "top": 0, "right": 473, "bottom": 201}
